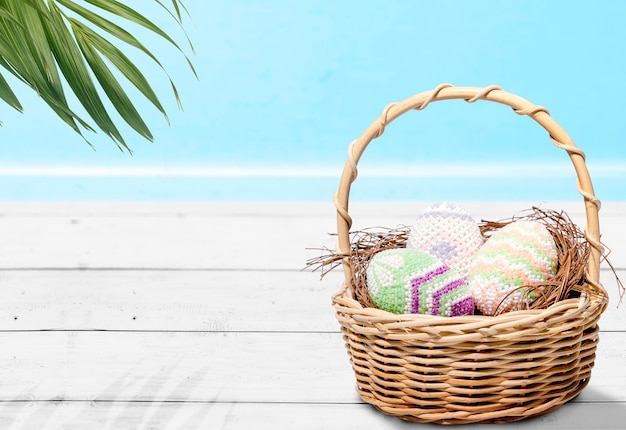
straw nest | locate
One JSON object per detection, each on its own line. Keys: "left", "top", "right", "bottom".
{"left": 309, "top": 207, "right": 621, "bottom": 314}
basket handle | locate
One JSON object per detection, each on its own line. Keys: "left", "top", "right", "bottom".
{"left": 334, "top": 84, "right": 604, "bottom": 295}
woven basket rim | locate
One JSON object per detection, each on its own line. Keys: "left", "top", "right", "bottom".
{"left": 333, "top": 283, "right": 606, "bottom": 327}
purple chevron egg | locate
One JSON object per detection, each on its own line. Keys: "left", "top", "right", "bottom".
{"left": 366, "top": 248, "right": 474, "bottom": 316}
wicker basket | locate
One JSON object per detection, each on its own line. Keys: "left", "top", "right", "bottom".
{"left": 332, "top": 84, "right": 609, "bottom": 424}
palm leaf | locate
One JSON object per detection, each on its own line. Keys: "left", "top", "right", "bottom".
{"left": 0, "top": 72, "right": 23, "bottom": 112}
{"left": 43, "top": 1, "right": 128, "bottom": 150}
{"left": 155, "top": 0, "right": 196, "bottom": 54}
{"left": 75, "top": 0, "right": 197, "bottom": 76}
{"left": 56, "top": 0, "right": 196, "bottom": 108}
{"left": 0, "top": 0, "right": 194, "bottom": 151}
{"left": 0, "top": 0, "right": 91, "bottom": 137}
{"left": 70, "top": 19, "right": 168, "bottom": 123}
{"left": 72, "top": 19, "right": 153, "bottom": 141}
{"left": 158, "top": 0, "right": 182, "bottom": 22}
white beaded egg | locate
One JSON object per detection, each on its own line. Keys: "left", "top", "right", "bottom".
{"left": 407, "top": 202, "right": 484, "bottom": 280}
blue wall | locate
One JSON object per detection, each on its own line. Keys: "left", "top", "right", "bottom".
{"left": 1, "top": 1, "right": 625, "bottom": 200}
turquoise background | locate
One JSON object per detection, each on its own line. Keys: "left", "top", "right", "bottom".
{"left": 1, "top": 0, "right": 625, "bottom": 200}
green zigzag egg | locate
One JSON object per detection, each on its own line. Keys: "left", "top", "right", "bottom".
{"left": 366, "top": 248, "right": 474, "bottom": 317}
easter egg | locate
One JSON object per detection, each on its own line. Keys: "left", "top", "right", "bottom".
{"left": 468, "top": 220, "right": 558, "bottom": 316}
{"left": 366, "top": 248, "right": 474, "bottom": 316}
{"left": 407, "top": 202, "right": 484, "bottom": 280}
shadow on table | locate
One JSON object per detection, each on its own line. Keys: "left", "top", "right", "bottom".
{"left": 356, "top": 387, "right": 625, "bottom": 429}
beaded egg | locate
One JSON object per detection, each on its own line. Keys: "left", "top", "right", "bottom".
{"left": 468, "top": 220, "right": 559, "bottom": 316}
{"left": 366, "top": 248, "right": 474, "bottom": 316}
{"left": 407, "top": 202, "right": 484, "bottom": 280}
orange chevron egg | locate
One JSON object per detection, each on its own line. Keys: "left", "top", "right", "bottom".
{"left": 468, "top": 220, "right": 558, "bottom": 316}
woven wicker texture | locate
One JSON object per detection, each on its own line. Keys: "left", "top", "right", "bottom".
{"left": 331, "top": 84, "right": 608, "bottom": 424}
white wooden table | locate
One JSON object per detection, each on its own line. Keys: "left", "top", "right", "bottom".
{"left": 0, "top": 202, "right": 624, "bottom": 429}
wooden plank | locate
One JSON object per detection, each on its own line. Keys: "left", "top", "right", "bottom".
{"left": 0, "top": 269, "right": 623, "bottom": 332}
{"left": 0, "top": 332, "right": 624, "bottom": 403}
{"left": 0, "top": 270, "right": 338, "bottom": 332}
{"left": 0, "top": 208, "right": 335, "bottom": 271}
{"left": 0, "top": 332, "right": 355, "bottom": 403}
{"left": 0, "top": 401, "right": 624, "bottom": 429}
{"left": 1, "top": 202, "right": 624, "bottom": 270}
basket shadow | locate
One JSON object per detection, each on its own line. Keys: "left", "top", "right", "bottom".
{"left": 357, "top": 387, "right": 625, "bottom": 429}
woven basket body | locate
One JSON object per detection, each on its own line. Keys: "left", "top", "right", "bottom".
{"left": 332, "top": 85, "right": 608, "bottom": 424}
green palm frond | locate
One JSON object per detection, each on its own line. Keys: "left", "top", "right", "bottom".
{"left": 0, "top": 0, "right": 194, "bottom": 152}
{"left": 0, "top": 70, "right": 22, "bottom": 112}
